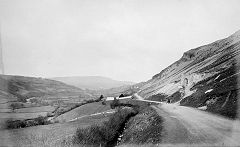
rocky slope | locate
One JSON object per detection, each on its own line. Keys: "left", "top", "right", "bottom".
{"left": 138, "top": 30, "right": 240, "bottom": 118}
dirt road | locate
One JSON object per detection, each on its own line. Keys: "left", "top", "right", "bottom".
{"left": 135, "top": 94, "right": 240, "bottom": 146}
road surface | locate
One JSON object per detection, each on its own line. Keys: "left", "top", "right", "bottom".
{"left": 134, "top": 94, "right": 240, "bottom": 146}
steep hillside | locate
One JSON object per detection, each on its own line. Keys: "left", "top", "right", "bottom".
{"left": 0, "top": 75, "right": 92, "bottom": 103}
{"left": 138, "top": 30, "right": 240, "bottom": 118}
{"left": 52, "top": 76, "right": 135, "bottom": 90}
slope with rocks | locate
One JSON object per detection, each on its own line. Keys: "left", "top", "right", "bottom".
{"left": 138, "top": 30, "right": 240, "bottom": 118}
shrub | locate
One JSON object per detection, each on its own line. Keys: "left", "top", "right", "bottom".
{"left": 73, "top": 108, "right": 138, "bottom": 146}
{"left": 9, "top": 102, "right": 25, "bottom": 111}
{"left": 102, "top": 101, "right": 106, "bottom": 105}
{"left": 34, "top": 116, "right": 47, "bottom": 125}
{"left": 6, "top": 116, "right": 51, "bottom": 129}
{"left": 74, "top": 125, "right": 106, "bottom": 146}
{"left": 99, "top": 95, "right": 104, "bottom": 101}
{"left": 119, "top": 94, "right": 125, "bottom": 98}
{"left": 110, "top": 97, "right": 120, "bottom": 109}
{"left": 119, "top": 107, "right": 163, "bottom": 144}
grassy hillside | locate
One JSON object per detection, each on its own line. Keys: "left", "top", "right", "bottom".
{"left": 0, "top": 75, "right": 93, "bottom": 104}
{"left": 54, "top": 102, "right": 111, "bottom": 123}
{"left": 0, "top": 75, "right": 96, "bottom": 129}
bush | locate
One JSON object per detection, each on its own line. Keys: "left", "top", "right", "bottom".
{"left": 110, "top": 98, "right": 120, "bottom": 109}
{"left": 74, "top": 125, "right": 106, "bottom": 146}
{"left": 99, "top": 95, "right": 104, "bottom": 101}
{"left": 73, "top": 108, "right": 138, "bottom": 146}
{"left": 9, "top": 102, "right": 25, "bottom": 111}
{"left": 119, "top": 107, "right": 163, "bottom": 144}
{"left": 6, "top": 116, "right": 51, "bottom": 129}
{"left": 102, "top": 101, "right": 106, "bottom": 105}
{"left": 119, "top": 94, "right": 125, "bottom": 98}
{"left": 34, "top": 116, "right": 47, "bottom": 125}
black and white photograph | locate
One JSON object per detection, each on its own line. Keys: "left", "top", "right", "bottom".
{"left": 0, "top": 0, "right": 240, "bottom": 146}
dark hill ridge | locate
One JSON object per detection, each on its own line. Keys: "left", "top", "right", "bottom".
{"left": 52, "top": 76, "right": 135, "bottom": 90}
{"left": 0, "top": 75, "right": 92, "bottom": 103}
{"left": 138, "top": 30, "right": 240, "bottom": 118}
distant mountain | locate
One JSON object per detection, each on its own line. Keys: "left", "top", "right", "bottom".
{"left": 0, "top": 75, "right": 93, "bottom": 103}
{"left": 87, "top": 81, "right": 146, "bottom": 97}
{"left": 138, "top": 30, "right": 240, "bottom": 118}
{"left": 51, "top": 76, "right": 135, "bottom": 90}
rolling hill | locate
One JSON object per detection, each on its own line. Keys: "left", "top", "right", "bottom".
{"left": 52, "top": 76, "right": 135, "bottom": 90}
{"left": 0, "top": 75, "right": 93, "bottom": 103}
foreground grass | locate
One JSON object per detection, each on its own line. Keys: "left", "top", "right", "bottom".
{"left": 0, "top": 113, "right": 110, "bottom": 147}
{"left": 69, "top": 105, "right": 164, "bottom": 147}
{"left": 71, "top": 107, "right": 138, "bottom": 147}
{"left": 119, "top": 107, "right": 163, "bottom": 145}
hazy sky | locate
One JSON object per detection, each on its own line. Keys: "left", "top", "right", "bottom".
{"left": 0, "top": 0, "right": 240, "bottom": 82}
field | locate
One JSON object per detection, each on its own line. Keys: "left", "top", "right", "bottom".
{"left": 0, "top": 94, "right": 139, "bottom": 146}
{"left": 0, "top": 113, "right": 111, "bottom": 147}
{"left": 0, "top": 100, "right": 115, "bottom": 146}
{"left": 0, "top": 105, "right": 56, "bottom": 129}
{"left": 0, "top": 105, "right": 55, "bottom": 119}
{"left": 0, "top": 112, "right": 49, "bottom": 120}
{"left": 14, "top": 106, "right": 55, "bottom": 113}
{"left": 54, "top": 102, "right": 111, "bottom": 122}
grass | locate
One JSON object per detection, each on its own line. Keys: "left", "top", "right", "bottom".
{"left": 0, "top": 111, "right": 49, "bottom": 120}
{"left": 119, "top": 107, "right": 163, "bottom": 145}
{"left": 14, "top": 105, "right": 55, "bottom": 113}
{"left": 0, "top": 98, "right": 163, "bottom": 146}
{"left": 0, "top": 96, "right": 105, "bottom": 129}
{"left": 71, "top": 101, "right": 164, "bottom": 146}
{"left": 72, "top": 107, "right": 138, "bottom": 146}
{"left": 54, "top": 102, "right": 111, "bottom": 123}
{"left": 0, "top": 108, "right": 12, "bottom": 113}
{"left": 0, "top": 111, "right": 110, "bottom": 146}
{"left": 52, "top": 96, "right": 106, "bottom": 117}
{"left": 0, "top": 105, "right": 55, "bottom": 121}
{"left": 5, "top": 116, "right": 51, "bottom": 129}
{"left": 0, "top": 105, "right": 56, "bottom": 129}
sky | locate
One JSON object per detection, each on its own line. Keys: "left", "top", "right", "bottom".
{"left": 0, "top": 0, "right": 240, "bottom": 82}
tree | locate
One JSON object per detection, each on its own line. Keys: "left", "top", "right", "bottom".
{"left": 102, "top": 100, "right": 106, "bottom": 105}
{"left": 119, "top": 94, "right": 125, "bottom": 98}
{"left": 110, "top": 97, "right": 120, "bottom": 109}
{"left": 9, "top": 103, "right": 24, "bottom": 112}
{"left": 99, "top": 95, "right": 104, "bottom": 100}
